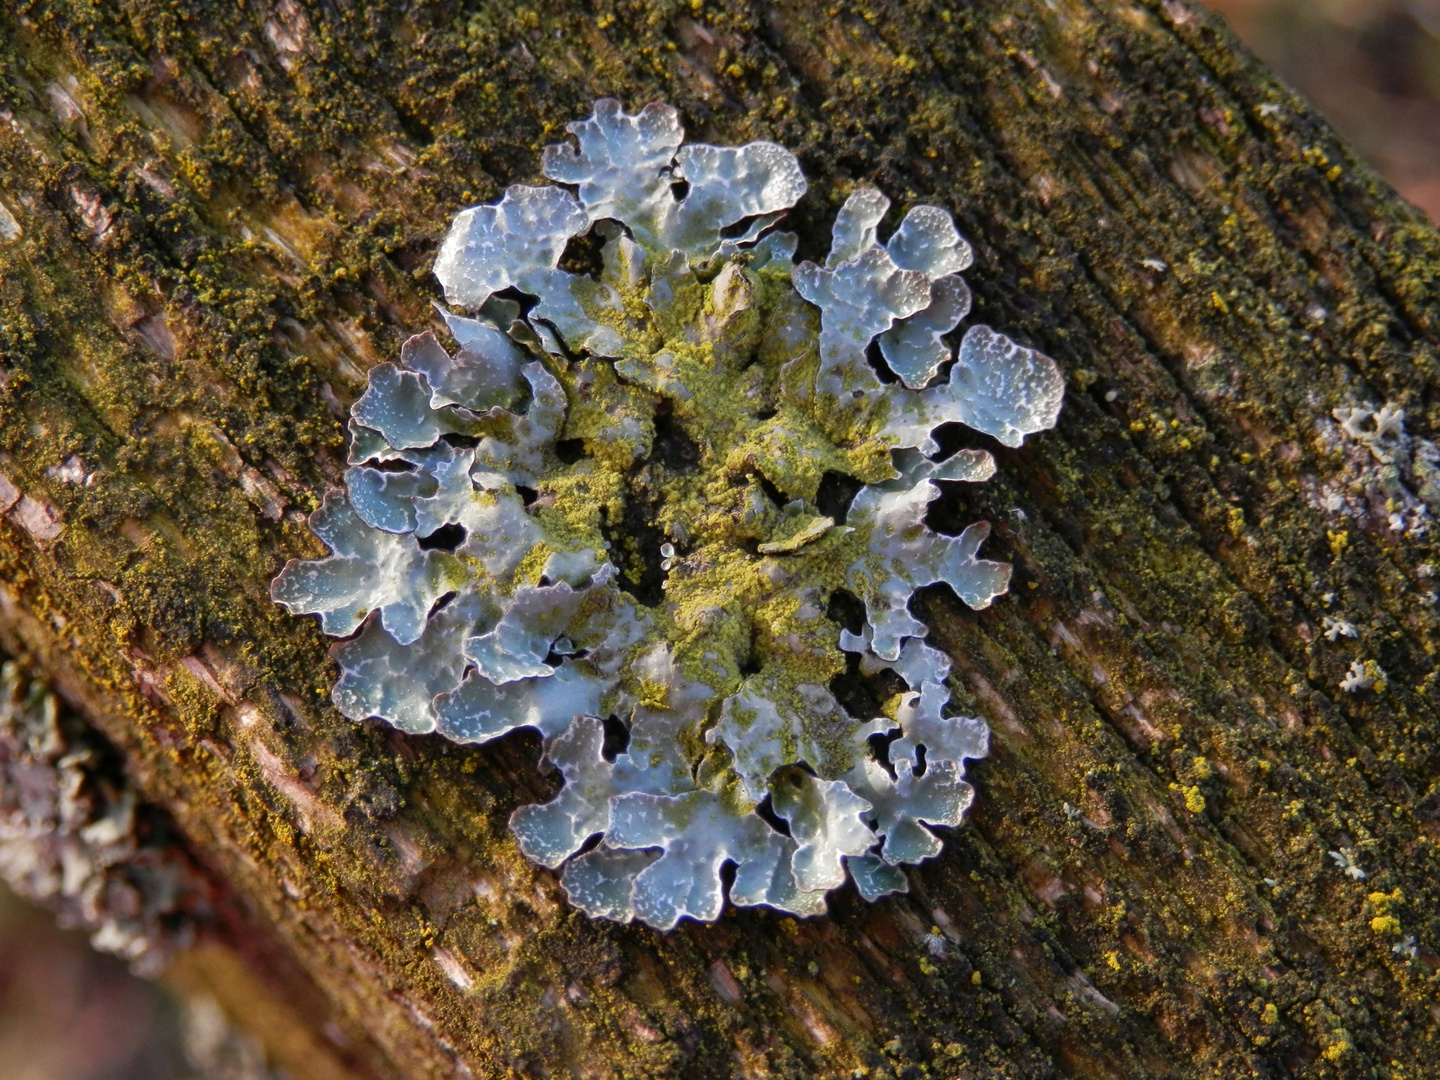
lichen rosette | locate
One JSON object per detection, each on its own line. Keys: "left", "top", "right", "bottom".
{"left": 271, "top": 100, "right": 1063, "bottom": 929}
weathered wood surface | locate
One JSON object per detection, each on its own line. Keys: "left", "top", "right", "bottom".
{"left": 2, "top": 1, "right": 1439, "bottom": 1076}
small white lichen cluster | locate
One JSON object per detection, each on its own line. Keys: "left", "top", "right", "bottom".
{"left": 1328, "top": 846, "right": 1367, "bottom": 881}
{"left": 1339, "top": 658, "right": 1386, "bottom": 694}
{"left": 273, "top": 101, "right": 1062, "bottom": 928}
{"left": 1312, "top": 399, "right": 1439, "bottom": 690}
{"left": 1320, "top": 615, "right": 1357, "bottom": 642}
{"left": 1318, "top": 401, "right": 1437, "bottom": 541}
{"left": 0, "top": 662, "right": 201, "bottom": 974}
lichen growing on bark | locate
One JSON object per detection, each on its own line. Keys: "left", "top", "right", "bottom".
{"left": 271, "top": 99, "right": 1062, "bottom": 928}
{"left": 0, "top": 662, "right": 207, "bottom": 975}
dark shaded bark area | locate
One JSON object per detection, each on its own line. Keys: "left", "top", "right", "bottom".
{"left": 1, "top": 0, "right": 1439, "bottom": 1077}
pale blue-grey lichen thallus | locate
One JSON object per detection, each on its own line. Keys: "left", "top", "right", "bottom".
{"left": 271, "top": 99, "right": 1063, "bottom": 930}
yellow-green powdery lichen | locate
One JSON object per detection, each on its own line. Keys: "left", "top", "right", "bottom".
{"left": 270, "top": 100, "right": 1063, "bottom": 930}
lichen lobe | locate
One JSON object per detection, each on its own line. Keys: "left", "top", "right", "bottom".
{"left": 270, "top": 100, "right": 1062, "bottom": 928}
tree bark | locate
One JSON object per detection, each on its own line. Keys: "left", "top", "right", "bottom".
{"left": 2, "top": 0, "right": 1439, "bottom": 1076}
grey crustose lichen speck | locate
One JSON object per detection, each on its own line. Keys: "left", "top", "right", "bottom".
{"left": 271, "top": 100, "right": 1064, "bottom": 930}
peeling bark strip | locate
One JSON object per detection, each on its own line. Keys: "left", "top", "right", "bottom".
{"left": 1, "top": 1, "right": 1439, "bottom": 1077}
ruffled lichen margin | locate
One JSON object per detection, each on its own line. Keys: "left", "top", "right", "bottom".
{"left": 271, "top": 100, "right": 1062, "bottom": 929}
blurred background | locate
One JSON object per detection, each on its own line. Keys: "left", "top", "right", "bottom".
{"left": 1, "top": 3, "right": 1438, "bottom": 1079}
{"left": 1201, "top": 0, "right": 1440, "bottom": 220}
{"left": 0, "top": 887, "right": 186, "bottom": 1080}
{"left": 0, "top": 886, "right": 284, "bottom": 1080}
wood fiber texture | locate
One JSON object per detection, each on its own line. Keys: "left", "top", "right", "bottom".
{"left": 1, "top": 0, "right": 1439, "bottom": 1077}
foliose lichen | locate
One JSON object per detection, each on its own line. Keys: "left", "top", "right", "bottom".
{"left": 271, "top": 100, "right": 1063, "bottom": 929}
